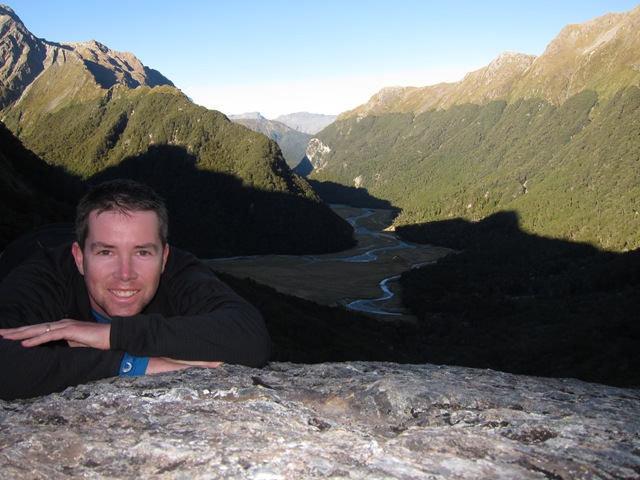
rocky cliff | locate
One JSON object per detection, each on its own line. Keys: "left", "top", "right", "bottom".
{"left": 1, "top": 362, "right": 638, "bottom": 478}
{"left": 0, "top": 5, "right": 172, "bottom": 110}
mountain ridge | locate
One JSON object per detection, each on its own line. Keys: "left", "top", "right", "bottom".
{"left": 340, "top": 5, "right": 640, "bottom": 118}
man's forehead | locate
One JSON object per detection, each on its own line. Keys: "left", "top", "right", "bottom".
{"left": 89, "top": 209, "right": 159, "bottom": 222}
{"left": 87, "top": 210, "right": 162, "bottom": 239}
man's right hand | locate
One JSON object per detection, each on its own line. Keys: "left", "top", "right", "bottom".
{"left": 146, "top": 357, "right": 224, "bottom": 374}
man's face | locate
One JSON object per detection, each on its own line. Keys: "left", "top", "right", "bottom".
{"left": 72, "top": 209, "right": 169, "bottom": 318}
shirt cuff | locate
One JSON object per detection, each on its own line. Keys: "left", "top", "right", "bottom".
{"left": 119, "top": 353, "right": 150, "bottom": 376}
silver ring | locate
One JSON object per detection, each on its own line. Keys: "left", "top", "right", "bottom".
{"left": 46, "top": 324, "right": 51, "bottom": 332}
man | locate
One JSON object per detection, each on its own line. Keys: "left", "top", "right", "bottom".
{"left": 0, "top": 179, "right": 271, "bottom": 400}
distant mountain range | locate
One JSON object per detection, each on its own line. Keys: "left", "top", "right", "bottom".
{"left": 308, "top": 5, "right": 640, "bottom": 252}
{"left": 229, "top": 112, "right": 336, "bottom": 170}
{"left": 0, "top": 4, "right": 354, "bottom": 256}
{"left": 274, "top": 113, "right": 337, "bottom": 134}
{"left": 229, "top": 115, "right": 313, "bottom": 170}
{"left": 229, "top": 112, "right": 336, "bottom": 134}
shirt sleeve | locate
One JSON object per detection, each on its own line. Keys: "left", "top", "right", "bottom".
{"left": 109, "top": 250, "right": 271, "bottom": 367}
{"left": 92, "top": 309, "right": 149, "bottom": 376}
{"left": 0, "top": 338, "right": 125, "bottom": 400}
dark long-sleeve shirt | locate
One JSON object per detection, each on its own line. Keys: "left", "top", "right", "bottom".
{"left": 0, "top": 226, "right": 271, "bottom": 400}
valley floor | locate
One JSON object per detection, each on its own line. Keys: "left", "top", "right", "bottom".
{"left": 207, "top": 206, "right": 452, "bottom": 322}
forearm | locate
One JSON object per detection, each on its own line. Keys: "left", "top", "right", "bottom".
{"left": 110, "top": 307, "right": 271, "bottom": 367}
{"left": 145, "top": 357, "right": 224, "bottom": 374}
{"left": 0, "top": 338, "right": 123, "bottom": 400}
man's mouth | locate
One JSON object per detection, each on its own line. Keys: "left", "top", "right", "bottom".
{"left": 110, "top": 290, "right": 138, "bottom": 298}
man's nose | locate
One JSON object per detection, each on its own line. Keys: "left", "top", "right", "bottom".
{"left": 116, "top": 256, "right": 138, "bottom": 280}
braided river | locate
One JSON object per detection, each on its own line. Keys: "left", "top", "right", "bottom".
{"left": 207, "top": 206, "right": 452, "bottom": 322}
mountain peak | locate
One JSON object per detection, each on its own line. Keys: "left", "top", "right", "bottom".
{"left": 0, "top": 6, "right": 173, "bottom": 109}
{"left": 228, "top": 112, "right": 266, "bottom": 120}
{"left": 274, "top": 112, "right": 337, "bottom": 134}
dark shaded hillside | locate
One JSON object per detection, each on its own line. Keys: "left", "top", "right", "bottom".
{"left": 396, "top": 213, "right": 640, "bottom": 387}
{"left": 217, "top": 272, "right": 419, "bottom": 365}
{"left": 0, "top": 121, "right": 354, "bottom": 257}
{"left": 216, "top": 210, "right": 639, "bottom": 388}
{"left": 0, "top": 122, "right": 83, "bottom": 249}
{"left": 90, "top": 146, "right": 355, "bottom": 257}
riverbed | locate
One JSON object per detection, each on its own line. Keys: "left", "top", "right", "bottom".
{"left": 206, "top": 206, "right": 452, "bottom": 322}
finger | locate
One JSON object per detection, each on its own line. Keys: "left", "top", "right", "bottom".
{"left": 0, "top": 324, "right": 51, "bottom": 341}
{"left": 169, "top": 359, "right": 225, "bottom": 368}
{"left": 20, "top": 332, "right": 59, "bottom": 347}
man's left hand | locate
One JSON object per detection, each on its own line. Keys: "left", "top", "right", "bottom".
{"left": 0, "top": 320, "right": 111, "bottom": 349}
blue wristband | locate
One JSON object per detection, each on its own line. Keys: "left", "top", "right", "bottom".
{"left": 119, "top": 353, "right": 150, "bottom": 376}
{"left": 93, "top": 309, "right": 150, "bottom": 376}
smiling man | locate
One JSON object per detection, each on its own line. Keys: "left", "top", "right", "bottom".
{"left": 0, "top": 179, "right": 271, "bottom": 400}
{"left": 74, "top": 209, "right": 169, "bottom": 320}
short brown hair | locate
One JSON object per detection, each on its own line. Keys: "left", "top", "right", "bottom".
{"left": 76, "top": 179, "right": 169, "bottom": 249}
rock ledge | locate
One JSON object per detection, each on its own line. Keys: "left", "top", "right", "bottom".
{"left": 1, "top": 362, "right": 639, "bottom": 479}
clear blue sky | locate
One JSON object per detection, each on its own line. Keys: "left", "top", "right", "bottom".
{"left": 7, "top": 1, "right": 640, "bottom": 118}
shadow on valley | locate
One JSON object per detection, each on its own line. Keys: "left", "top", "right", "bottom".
{"left": 307, "top": 179, "right": 399, "bottom": 210}
{"left": 1, "top": 135, "right": 355, "bottom": 258}
{"left": 89, "top": 145, "right": 355, "bottom": 258}
{"left": 0, "top": 122, "right": 84, "bottom": 249}
{"left": 395, "top": 211, "right": 639, "bottom": 387}
{"left": 221, "top": 210, "right": 639, "bottom": 389}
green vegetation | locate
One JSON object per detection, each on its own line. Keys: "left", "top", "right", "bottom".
{"left": 311, "top": 88, "right": 640, "bottom": 251}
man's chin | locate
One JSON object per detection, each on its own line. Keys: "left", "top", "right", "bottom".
{"left": 105, "top": 305, "right": 144, "bottom": 318}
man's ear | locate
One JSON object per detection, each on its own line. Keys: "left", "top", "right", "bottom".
{"left": 71, "top": 242, "right": 85, "bottom": 275}
{"left": 162, "top": 244, "right": 170, "bottom": 273}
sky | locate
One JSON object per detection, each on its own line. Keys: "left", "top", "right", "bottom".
{"left": 7, "top": 1, "right": 640, "bottom": 118}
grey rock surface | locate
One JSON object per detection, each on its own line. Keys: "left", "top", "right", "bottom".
{"left": 1, "top": 362, "right": 639, "bottom": 479}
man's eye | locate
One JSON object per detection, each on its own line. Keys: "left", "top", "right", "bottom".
{"left": 137, "top": 250, "right": 151, "bottom": 256}
{"left": 97, "top": 250, "right": 112, "bottom": 256}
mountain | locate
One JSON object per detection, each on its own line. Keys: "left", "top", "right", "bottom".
{"left": 0, "top": 5, "right": 355, "bottom": 257}
{"left": 275, "top": 112, "right": 337, "bottom": 134}
{"left": 230, "top": 117, "right": 312, "bottom": 170}
{"left": 228, "top": 112, "right": 266, "bottom": 120}
{"left": 308, "top": 5, "right": 640, "bottom": 252}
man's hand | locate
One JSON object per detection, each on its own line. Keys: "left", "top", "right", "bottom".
{"left": 0, "top": 320, "right": 111, "bottom": 349}
{"left": 146, "top": 357, "right": 224, "bottom": 374}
